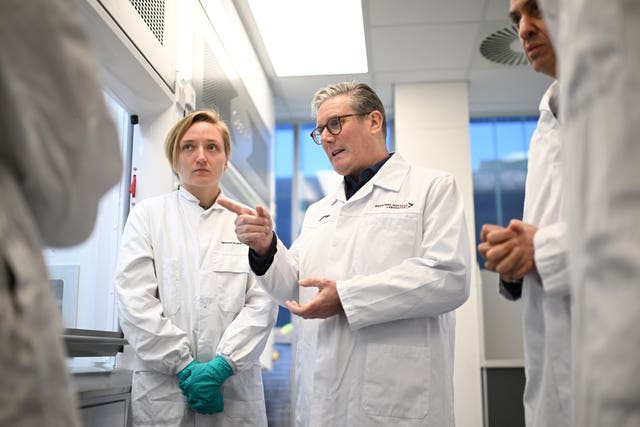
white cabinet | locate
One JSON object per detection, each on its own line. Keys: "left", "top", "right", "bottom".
{"left": 75, "top": 370, "right": 132, "bottom": 427}
{"left": 81, "top": 395, "right": 130, "bottom": 427}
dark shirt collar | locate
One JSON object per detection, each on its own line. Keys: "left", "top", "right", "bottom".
{"left": 344, "top": 153, "right": 393, "bottom": 200}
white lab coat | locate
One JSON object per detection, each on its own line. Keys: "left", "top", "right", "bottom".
{"left": 499, "top": 81, "right": 571, "bottom": 427}
{"left": 539, "top": 1, "right": 640, "bottom": 425}
{"left": 258, "top": 153, "right": 470, "bottom": 427}
{"left": 116, "top": 188, "right": 278, "bottom": 427}
{"left": 0, "top": 1, "right": 122, "bottom": 426}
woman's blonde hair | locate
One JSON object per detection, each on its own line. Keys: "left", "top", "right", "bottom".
{"left": 164, "top": 109, "right": 231, "bottom": 174}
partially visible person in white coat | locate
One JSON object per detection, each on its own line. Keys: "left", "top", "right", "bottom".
{"left": 537, "top": 1, "right": 640, "bottom": 425}
{"left": 0, "top": 1, "right": 123, "bottom": 426}
{"left": 478, "top": 1, "right": 570, "bottom": 426}
{"left": 116, "top": 109, "right": 277, "bottom": 427}
{"left": 219, "top": 81, "right": 471, "bottom": 427}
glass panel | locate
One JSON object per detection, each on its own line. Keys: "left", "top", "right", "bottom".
{"left": 274, "top": 124, "right": 299, "bottom": 327}
{"left": 297, "top": 123, "right": 341, "bottom": 228}
{"left": 275, "top": 124, "right": 294, "bottom": 248}
{"left": 470, "top": 121, "right": 496, "bottom": 172}
{"left": 42, "top": 94, "right": 129, "bottom": 336}
{"left": 470, "top": 117, "right": 537, "bottom": 265}
{"left": 495, "top": 120, "right": 528, "bottom": 160}
{"left": 385, "top": 119, "right": 394, "bottom": 153}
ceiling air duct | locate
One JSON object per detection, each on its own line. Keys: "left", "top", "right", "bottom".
{"left": 480, "top": 25, "right": 527, "bottom": 66}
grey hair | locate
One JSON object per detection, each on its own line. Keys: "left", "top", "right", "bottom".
{"left": 310, "top": 82, "right": 387, "bottom": 138}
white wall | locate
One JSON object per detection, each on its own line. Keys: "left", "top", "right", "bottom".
{"left": 394, "top": 82, "right": 484, "bottom": 427}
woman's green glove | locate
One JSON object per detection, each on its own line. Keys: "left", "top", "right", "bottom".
{"left": 176, "top": 360, "right": 198, "bottom": 384}
{"left": 178, "top": 355, "right": 233, "bottom": 414}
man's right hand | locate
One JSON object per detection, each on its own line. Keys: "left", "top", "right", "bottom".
{"left": 217, "top": 196, "right": 274, "bottom": 256}
{"left": 478, "top": 220, "right": 537, "bottom": 281}
{"left": 478, "top": 223, "right": 515, "bottom": 268}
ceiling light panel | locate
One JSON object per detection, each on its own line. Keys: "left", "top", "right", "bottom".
{"left": 248, "top": 0, "right": 368, "bottom": 76}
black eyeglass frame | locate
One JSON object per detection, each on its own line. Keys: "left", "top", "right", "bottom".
{"left": 310, "top": 113, "right": 370, "bottom": 145}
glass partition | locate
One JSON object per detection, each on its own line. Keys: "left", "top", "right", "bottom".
{"left": 42, "top": 93, "right": 131, "bottom": 370}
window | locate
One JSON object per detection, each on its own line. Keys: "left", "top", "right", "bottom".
{"left": 274, "top": 124, "right": 295, "bottom": 248}
{"left": 470, "top": 117, "right": 538, "bottom": 265}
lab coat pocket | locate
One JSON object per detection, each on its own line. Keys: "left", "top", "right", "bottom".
{"left": 220, "top": 366, "right": 266, "bottom": 425}
{"left": 160, "top": 260, "right": 182, "bottom": 316}
{"left": 356, "top": 214, "right": 418, "bottom": 272}
{"left": 213, "top": 254, "right": 249, "bottom": 313}
{"left": 131, "top": 370, "right": 186, "bottom": 425}
{"left": 222, "top": 396, "right": 261, "bottom": 425}
{"left": 362, "top": 343, "right": 430, "bottom": 419}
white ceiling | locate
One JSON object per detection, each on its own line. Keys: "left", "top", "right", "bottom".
{"left": 233, "top": 0, "right": 553, "bottom": 122}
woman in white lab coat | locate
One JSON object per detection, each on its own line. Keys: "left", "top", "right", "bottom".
{"left": 0, "top": 1, "right": 122, "bottom": 426}
{"left": 116, "top": 110, "right": 277, "bottom": 427}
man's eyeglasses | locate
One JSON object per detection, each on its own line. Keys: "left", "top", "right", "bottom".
{"left": 310, "top": 113, "right": 370, "bottom": 145}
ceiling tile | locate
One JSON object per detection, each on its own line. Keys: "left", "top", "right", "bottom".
{"left": 485, "top": 0, "right": 512, "bottom": 20}
{"left": 367, "top": 0, "right": 487, "bottom": 25}
{"left": 370, "top": 23, "right": 479, "bottom": 71}
{"left": 468, "top": 68, "right": 553, "bottom": 115}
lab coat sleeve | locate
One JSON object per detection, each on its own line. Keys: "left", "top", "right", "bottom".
{"left": 216, "top": 273, "right": 278, "bottom": 371}
{"left": 533, "top": 221, "right": 571, "bottom": 296}
{"left": 0, "top": 0, "right": 122, "bottom": 247}
{"left": 115, "top": 204, "right": 193, "bottom": 375}
{"left": 339, "top": 174, "right": 471, "bottom": 331}
{"left": 256, "top": 238, "right": 303, "bottom": 304}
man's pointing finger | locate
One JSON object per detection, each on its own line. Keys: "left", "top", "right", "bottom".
{"left": 217, "top": 196, "right": 256, "bottom": 216}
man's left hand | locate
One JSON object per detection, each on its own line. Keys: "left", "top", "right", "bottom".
{"left": 285, "top": 278, "right": 344, "bottom": 319}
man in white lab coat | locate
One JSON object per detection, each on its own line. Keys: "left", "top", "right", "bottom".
{"left": 538, "top": 1, "right": 640, "bottom": 426}
{"left": 478, "top": 1, "right": 570, "bottom": 426}
{"left": 219, "top": 81, "right": 471, "bottom": 426}
{"left": 0, "top": 1, "right": 123, "bottom": 426}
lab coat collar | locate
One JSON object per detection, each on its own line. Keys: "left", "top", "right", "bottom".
{"left": 330, "top": 153, "right": 409, "bottom": 204}
{"left": 540, "top": 80, "right": 559, "bottom": 118}
{"left": 179, "top": 186, "right": 200, "bottom": 204}
{"left": 178, "top": 186, "right": 224, "bottom": 213}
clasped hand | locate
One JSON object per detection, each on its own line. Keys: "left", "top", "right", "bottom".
{"left": 478, "top": 219, "right": 538, "bottom": 282}
{"left": 176, "top": 355, "right": 233, "bottom": 414}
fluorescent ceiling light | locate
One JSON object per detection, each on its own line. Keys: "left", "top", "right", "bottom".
{"left": 248, "top": 0, "right": 368, "bottom": 77}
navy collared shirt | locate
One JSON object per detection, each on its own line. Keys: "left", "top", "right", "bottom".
{"left": 344, "top": 153, "right": 393, "bottom": 200}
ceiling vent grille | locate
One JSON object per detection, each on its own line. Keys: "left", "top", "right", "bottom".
{"left": 480, "top": 25, "right": 527, "bottom": 66}
{"left": 129, "top": 0, "right": 165, "bottom": 45}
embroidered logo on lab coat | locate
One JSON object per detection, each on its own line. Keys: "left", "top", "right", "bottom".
{"left": 373, "top": 202, "right": 414, "bottom": 210}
